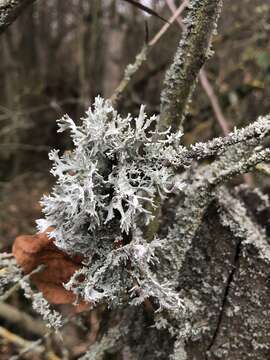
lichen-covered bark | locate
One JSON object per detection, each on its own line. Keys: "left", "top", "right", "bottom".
{"left": 84, "top": 187, "right": 270, "bottom": 360}
{"left": 160, "top": 0, "right": 223, "bottom": 132}
{"left": 0, "top": 0, "right": 35, "bottom": 34}
{"left": 206, "top": 245, "right": 270, "bottom": 359}
{"left": 176, "top": 200, "right": 241, "bottom": 358}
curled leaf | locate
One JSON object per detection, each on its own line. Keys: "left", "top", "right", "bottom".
{"left": 12, "top": 230, "right": 89, "bottom": 311}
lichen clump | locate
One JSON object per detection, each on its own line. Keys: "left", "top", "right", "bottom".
{"left": 36, "top": 96, "right": 270, "bottom": 313}
{"left": 37, "top": 97, "right": 183, "bottom": 309}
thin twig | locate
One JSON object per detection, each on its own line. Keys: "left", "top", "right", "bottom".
{"left": 0, "top": 326, "right": 60, "bottom": 360}
{"left": 0, "top": 282, "right": 21, "bottom": 302}
{"left": 110, "top": 2, "right": 187, "bottom": 106}
{"left": 0, "top": 302, "right": 47, "bottom": 336}
{"left": 199, "top": 71, "right": 230, "bottom": 135}
{"left": 0, "top": 98, "right": 85, "bottom": 121}
{"left": 0, "top": 264, "right": 46, "bottom": 302}
{"left": 148, "top": 1, "right": 188, "bottom": 47}
{"left": 0, "top": 326, "right": 43, "bottom": 351}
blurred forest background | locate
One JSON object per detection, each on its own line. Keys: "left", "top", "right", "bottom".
{"left": 0, "top": 0, "right": 270, "bottom": 358}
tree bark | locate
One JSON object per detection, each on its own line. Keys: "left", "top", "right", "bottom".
{"left": 85, "top": 187, "right": 270, "bottom": 360}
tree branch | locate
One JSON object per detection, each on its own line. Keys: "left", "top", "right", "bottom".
{"left": 0, "top": 302, "right": 47, "bottom": 336}
{"left": 0, "top": 0, "right": 36, "bottom": 34}
{"left": 160, "top": 0, "right": 223, "bottom": 132}
{"left": 110, "top": 2, "right": 187, "bottom": 106}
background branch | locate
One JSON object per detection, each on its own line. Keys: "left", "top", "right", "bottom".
{"left": 0, "top": 302, "right": 47, "bottom": 336}
{"left": 110, "top": 2, "right": 187, "bottom": 106}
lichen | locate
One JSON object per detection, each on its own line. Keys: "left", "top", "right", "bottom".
{"left": 36, "top": 95, "right": 270, "bottom": 357}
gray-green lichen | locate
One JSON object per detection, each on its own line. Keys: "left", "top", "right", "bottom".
{"left": 33, "top": 93, "right": 270, "bottom": 358}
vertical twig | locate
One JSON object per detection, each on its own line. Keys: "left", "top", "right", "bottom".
{"left": 160, "top": 0, "right": 224, "bottom": 133}
{"left": 110, "top": 2, "right": 187, "bottom": 106}
{"left": 166, "top": 0, "right": 230, "bottom": 136}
